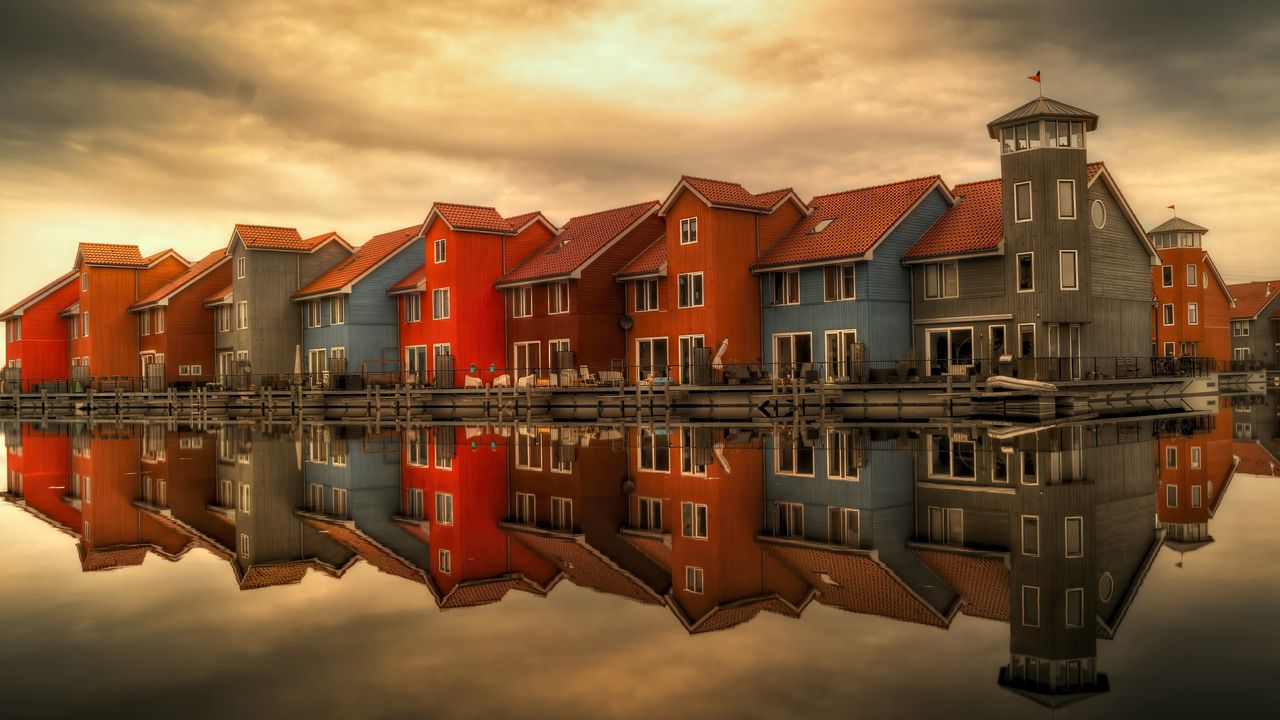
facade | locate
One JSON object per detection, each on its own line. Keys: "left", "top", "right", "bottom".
{"left": 1149, "top": 217, "right": 1234, "bottom": 363}
{"left": 617, "top": 176, "right": 808, "bottom": 384}
{"left": 1156, "top": 403, "right": 1236, "bottom": 549}
{"left": 1226, "top": 281, "right": 1280, "bottom": 368}
{"left": 222, "top": 225, "right": 354, "bottom": 380}
{"left": 293, "top": 225, "right": 423, "bottom": 384}
{"left": 128, "top": 249, "right": 232, "bottom": 387}
{"left": 387, "top": 204, "right": 555, "bottom": 387}
{"left": 753, "top": 176, "right": 953, "bottom": 379}
{"left": 1, "top": 270, "right": 81, "bottom": 390}
{"left": 497, "top": 201, "right": 664, "bottom": 380}
{"left": 904, "top": 98, "right": 1160, "bottom": 380}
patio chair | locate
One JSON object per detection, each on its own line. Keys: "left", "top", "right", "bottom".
{"left": 464, "top": 375, "right": 484, "bottom": 389}
{"left": 578, "top": 365, "right": 598, "bottom": 386}
{"left": 492, "top": 374, "right": 511, "bottom": 388}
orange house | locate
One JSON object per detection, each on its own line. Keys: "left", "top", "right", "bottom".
{"left": 129, "top": 250, "right": 232, "bottom": 386}
{"left": 617, "top": 176, "right": 808, "bottom": 383}
{"left": 1156, "top": 402, "right": 1237, "bottom": 549}
{"left": 1, "top": 270, "right": 81, "bottom": 390}
{"left": 1149, "top": 217, "right": 1234, "bottom": 364}
{"left": 3, "top": 426, "right": 77, "bottom": 534}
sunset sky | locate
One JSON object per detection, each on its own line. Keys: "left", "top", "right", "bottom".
{"left": 2, "top": 0, "right": 1278, "bottom": 318}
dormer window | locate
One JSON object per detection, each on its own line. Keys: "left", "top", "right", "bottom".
{"left": 810, "top": 218, "right": 835, "bottom": 234}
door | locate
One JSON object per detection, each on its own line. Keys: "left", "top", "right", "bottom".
{"left": 405, "top": 346, "right": 427, "bottom": 385}
{"left": 1068, "top": 324, "right": 1082, "bottom": 380}
{"left": 926, "top": 328, "right": 973, "bottom": 376}
{"left": 824, "top": 330, "right": 859, "bottom": 381}
{"left": 308, "top": 348, "right": 328, "bottom": 387}
{"left": 637, "top": 338, "right": 668, "bottom": 381}
{"left": 774, "top": 333, "right": 812, "bottom": 379}
{"left": 678, "top": 335, "right": 705, "bottom": 384}
{"left": 513, "top": 341, "right": 540, "bottom": 380}
{"left": 140, "top": 353, "right": 164, "bottom": 392}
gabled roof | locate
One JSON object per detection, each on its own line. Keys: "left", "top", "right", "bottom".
{"left": 1227, "top": 280, "right": 1280, "bottom": 319}
{"left": 903, "top": 178, "right": 1002, "bottom": 260}
{"left": 1149, "top": 216, "right": 1209, "bottom": 235}
{"left": 294, "top": 225, "right": 421, "bottom": 300}
{"left": 658, "top": 175, "right": 806, "bottom": 216}
{"left": 755, "top": 176, "right": 949, "bottom": 270}
{"left": 204, "top": 285, "right": 232, "bottom": 307}
{"left": 237, "top": 561, "right": 314, "bottom": 590}
{"left": 1233, "top": 440, "right": 1280, "bottom": 477}
{"left": 503, "top": 524, "right": 665, "bottom": 606}
{"left": 229, "top": 224, "right": 352, "bottom": 253}
{"left": 987, "top": 96, "right": 1099, "bottom": 139}
{"left": 78, "top": 543, "right": 149, "bottom": 571}
{"left": 504, "top": 211, "right": 557, "bottom": 235}
{"left": 130, "top": 250, "right": 230, "bottom": 310}
{"left": 911, "top": 548, "right": 1010, "bottom": 622}
{"left": 498, "top": 201, "right": 659, "bottom": 286}
{"left": 387, "top": 265, "right": 425, "bottom": 296}
{"left": 144, "top": 249, "right": 191, "bottom": 268}
{"left": 669, "top": 593, "right": 812, "bottom": 635}
{"left": 75, "top": 242, "right": 146, "bottom": 268}
{"left": 615, "top": 235, "right": 668, "bottom": 280}
{"left": 0, "top": 269, "right": 79, "bottom": 321}
{"left": 58, "top": 300, "right": 81, "bottom": 318}
{"left": 301, "top": 517, "right": 427, "bottom": 584}
{"left": 427, "top": 203, "right": 516, "bottom": 235}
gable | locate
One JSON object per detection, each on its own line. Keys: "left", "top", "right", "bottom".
{"left": 1088, "top": 169, "right": 1159, "bottom": 265}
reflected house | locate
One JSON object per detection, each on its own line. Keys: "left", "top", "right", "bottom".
{"left": 501, "top": 426, "right": 668, "bottom": 607}
{"left": 1, "top": 426, "right": 78, "bottom": 535}
{"left": 1, "top": 269, "right": 80, "bottom": 391}
{"left": 904, "top": 99, "right": 1160, "bottom": 380}
{"left": 1148, "top": 217, "right": 1234, "bottom": 363}
{"left": 131, "top": 427, "right": 237, "bottom": 562}
{"left": 1232, "top": 392, "right": 1280, "bottom": 476}
{"left": 1226, "top": 281, "right": 1280, "bottom": 368}
{"left": 402, "top": 426, "right": 559, "bottom": 608}
{"left": 128, "top": 250, "right": 232, "bottom": 388}
{"left": 1156, "top": 403, "right": 1237, "bottom": 549}
{"left": 909, "top": 420, "right": 1162, "bottom": 708}
{"left": 758, "top": 427, "right": 959, "bottom": 627}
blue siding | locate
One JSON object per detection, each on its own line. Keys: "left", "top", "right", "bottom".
{"left": 761, "top": 189, "right": 950, "bottom": 367}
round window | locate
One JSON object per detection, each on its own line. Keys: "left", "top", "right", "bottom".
{"left": 1099, "top": 571, "right": 1115, "bottom": 602}
{"left": 1091, "top": 199, "right": 1107, "bottom": 229}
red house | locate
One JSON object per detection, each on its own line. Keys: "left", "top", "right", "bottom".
{"left": 496, "top": 201, "right": 664, "bottom": 382}
{"left": 3, "top": 427, "right": 76, "bottom": 536}
{"left": 388, "top": 203, "right": 554, "bottom": 385}
{"left": 1149, "top": 217, "right": 1234, "bottom": 364}
{"left": 617, "top": 176, "right": 807, "bottom": 383}
{"left": 128, "top": 250, "right": 232, "bottom": 387}
{"left": 1, "top": 269, "right": 81, "bottom": 390}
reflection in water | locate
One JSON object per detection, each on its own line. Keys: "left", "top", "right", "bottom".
{"left": 2, "top": 394, "right": 1277, "bottom": 711}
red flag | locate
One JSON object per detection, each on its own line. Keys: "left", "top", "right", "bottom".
{"left": 1167, "top": 204, "right": 1176, "bottom": 210}
{"left": 1028, "top": 71, "right": 1041, "bottom": 83}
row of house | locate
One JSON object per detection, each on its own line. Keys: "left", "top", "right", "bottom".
{"left": 4, "top": 94, "right": 1277, "bottom": 391}
{"left": 5, "top": 404, "right": 1262, "bottom": 707}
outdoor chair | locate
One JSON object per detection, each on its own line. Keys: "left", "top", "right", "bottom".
{"left": 464, "top": 375, "right": 483, "bottom": 389}
{"left": 492, "top": 374, "right": 511, "bottom": 388}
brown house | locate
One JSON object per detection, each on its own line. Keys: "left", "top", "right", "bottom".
{"left": 129, "top": 249, "right": 232, "bottom": 387}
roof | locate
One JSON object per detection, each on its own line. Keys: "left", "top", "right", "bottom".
{"left": 78, "top": 544, "right": 149, "bottom": 571}
{"left": 238, "top": 561, "right": 313, "bottom": 590}
{"left": 904, "top": 178, "right": 1002, "bottom": 260}
{"left": 0, "top": 269, "right": 79, "bottom": 320}
{"left": 387, "top": 265, "right": 425, "bottom": 296}
{"left": 76, "top": 242, "right": 146, "bottom": 268}
{"left": 987, "top": 96, "right": 1099, "bottom": 139}
{"left": 674, "top": 594, "right": 809, "bottom": 635}
{"left": 204, "top": 285, "right": 232, "bottom": 306}
{"left": 1149, "top": 216, "right": 1209, "bottom": 235}
{"left": 911, "top": 548, "right": 1010, "bottom": 621}
{"left": 430, "top": 203, "right": 515, "bottom": 234}
{"left": 294, "top": 225, "right": 421, "bottom": 299}
{"left": 439, "top": 577, "right": 531, "bottom": 610}
{"left": 131, "top": 251, "right": 230, "bottom": 309}
{"left": 58, "top": 300, "right": 81, "bottom": 318}
{"left": 1233, "top": 440, "right": 1280, "bottom": 477}
{"left": 659, "top": 175, "right": 805, "bottom": 216}
{"left": 301, "top": 518, "right": 427, "bottom": 584}
{"left": 755, "top": 176, "right": 946, "bottom": 269}
{"left": 144, "top": 249, "right": 190, "bottom": 268}
{"left": 1087, "top": 161, "right": 1103, "bottom": 183}
{"left": 232, "top": 224, "right": 350, "bottom": 252}
{"left": 504, "top": 525, "right": 665, "bottom": 606}
{"left": 615, "top": 235, "right": 668, "bottom": 279}
{"left": 504, "top": 211, "right": 556, "bottom": 234}
{"left": 499, "top": 201, "right": 659, "bottom": 285}
{"left": 1228, "top": 280, "right": 1280, "bottom": 319}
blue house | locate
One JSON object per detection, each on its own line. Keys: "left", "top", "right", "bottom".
{"left": 752, "top": 176, "right": 952, "bottom": 380}
{"left": 293, "top": 225, "right": 424, "bottom": 383}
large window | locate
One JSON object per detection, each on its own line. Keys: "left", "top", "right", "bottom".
{"left": 1017, "top": 252, "right": 1034, "bottom": 292}
{"left": 1057, "top": 180, "right": 1076, "bottom": 219}
{"left": 1059, "top": 250, "right": 1078, "bottom": 290}
{"left": 512, "top": 286, "right": 532, "bottom": 318}
{"left": 634, "top": 279, "right": 659, "bottom": 312}
{"left": 824, "top": 265, "right": 856, "bottom": 301}
{"left": 548, "top": 282, "right": 569, "bottom": 314}
{"left": 679, "top": 217, "right": 698, "bottom": 244}
{"left": 771, "top": 271, "right": 800, "bottom": 305}
{"left": 433, "top": 238, "right": 446, "bottom": 263}
{"left": 1186, "top": 263, "right": 1198, "bottom": 286}
{"left": 1187, "top": 302, "right": 1199, "bottom": 325}
{"left": 1162, "top": 304, "right": 1175, "bottom": 326}
{"left": 639, "top": 429, "right": 670, "bottom": 472}
{"left": 236, "top": 301, "right": 248, "bottom": 329}
{"left": 1021, "top": 515, "right": 1040, "bottom": 556}
{"left": 637, "top": 337, "right": 668, "bottom": 380}
{"left": 923, "top": 262, "right": 959, "bottom": 299}
{"left": 677, "top": 272, "right": 703, "bottom": 308}
{"left": 1014, "top": 182, "right": 1032, "bottom": 223}
{"left": 404, "top": 293, "right": 422, "bottom": 322}
{"left": 432, "top": 288, "right": 450, "bottom": 319}
{"left": 681, "top": 501, "right": 708, "bottom": 539}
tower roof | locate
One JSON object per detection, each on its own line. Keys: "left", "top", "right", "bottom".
{"left": 1148, "top": 216, "right": 1209, "bottom": 235}
{"left": 987, "top": 96, "right": 1099, "bottom": 139}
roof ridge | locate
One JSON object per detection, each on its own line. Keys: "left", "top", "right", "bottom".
{"left": 810, "top": 174, "right": 942, "bottom": 201}
{"left": 680, "top": 174, "right": 746, "bottom": 186}
{"left": 565, "top": 199, "right": 660, "bottom": 223}
{"left": 435, "top": 200, "right": 500, "bottom": 211}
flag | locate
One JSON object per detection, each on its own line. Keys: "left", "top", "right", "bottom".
{"left": 1028, "top": 71, "right": 1041, "bottom": 83}
{"left": 1167, "top": 204, "right": 1176, "bottom": 210}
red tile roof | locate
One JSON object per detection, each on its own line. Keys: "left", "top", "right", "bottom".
{"left": 432, "top": 203, "right": 515, "bottom": 234}
{"left": 132, "top": 250, "right": 229, "bottom": 309}
{"left": 388, "top": 265, "right": 425, "bottom": 296}
{"left": 756, "top": 176, "right": 944, "bottom": 269}
{"left": 238, "top": 562, "right": 312, "bottom": 590}
{"left": 911, "top": 549, "right": 1010, "bottom": 621}
{"left": 1087, "top": 161, "right": 1104, "bottom": 184}
{"left": 233, "top": 225, "right": 348, "bottom": 252}
{"left": 78, "top": 544, "right": 149, "bottom": 571}
{"left": 620, "top": 532, "right": 672, "bottom": 572}
{"left": 144, "top": 249, "right": 190, "bottom": 267}
{"left": 1233, "top": 441, "right": 1280, "bottom": 477}
{"left": 439, "top": 578, "right": 527, "bottom": 609}
{"left": 505, "top": 211, "right": 552, "bottom": 233}
{"left": 679, "top": 595, "right": 807, "bottom": 635}
{"left": 0, "top": 269, "right": 79, "bottom": 320}
{"left": 505, "top": 527, "right": 664, "bottom": 605}
{"left": 678, "top": 175, "right": 797, "bottom": 212}
{"left": 615, "top": 235, "right": 667, "bottom": 279}
{"left": 500, "top": 201, "right": 659, "bottom": 285}
{"left": 77, "top": 242, "right": 146, "bottom": 268}
{"left": 904, "top": 178, "right": 1003, "bottom": 259}
{"left": 295, "top": 225, "right": 420, "bottom": 299}
{"left": 205, "top": 285, "right": 232, "bottom": 305}
{"left": 302, "top": 519, "right": 427, "bottom": 584}
{"left": 1228, "top": 280, "right": 1280, "bottom": 319}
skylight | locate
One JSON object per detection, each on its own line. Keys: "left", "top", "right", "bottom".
{"left": 810, "top": 218, "right": 835, "bottom": 234}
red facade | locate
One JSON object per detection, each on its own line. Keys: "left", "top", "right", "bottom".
{"left": 132, "top": 251, "right": 232, "bottom": 384}
{"left": 1151, "top": 241, "right": 1232, "bottom": 364}
{"left": 1, "top": 271, "right": 81, "bottom": 390}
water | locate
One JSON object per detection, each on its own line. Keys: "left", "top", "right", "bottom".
{"left": 1, "top": 395, "right": 1277, "bottom": 719}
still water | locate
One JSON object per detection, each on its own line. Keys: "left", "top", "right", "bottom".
{"left": 1, "top": 395, "right": 1278, "bottom": 719}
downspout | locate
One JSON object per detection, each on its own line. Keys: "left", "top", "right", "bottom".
{"left": 502, "top": 237, "right": 509, "bottom": 379}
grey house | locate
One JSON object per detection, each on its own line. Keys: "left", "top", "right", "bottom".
{"left": 221, "top": 224, "right": 354, "bottom": 381}
{"left": 903, "top": 97, "right": 1160, "bottom": 380}
{"left": 1227, "top": 280, "right": 1280, "bottom": 368}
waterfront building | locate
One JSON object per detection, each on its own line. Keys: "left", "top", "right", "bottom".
{"left": 1156, "top": 403, "right": 1237, "bottom": 550}
{"left": 1149, "top": 216, "right": 1234, "bottom": 363}
{"left": 128, "top": 250, "right": 232, "bottom": 388}
{"left": 1226, "top": 280, "right": 1280, "bottom": 368}
{"left": 1, "top": 269, "right": 81, "bottom": 390}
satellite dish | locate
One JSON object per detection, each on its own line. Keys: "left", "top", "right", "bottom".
{"left": 621, "top": 478, "right": 636, "bottom": 494}
{"left": 619, "top": 316, "right": 634, "bottom": 331}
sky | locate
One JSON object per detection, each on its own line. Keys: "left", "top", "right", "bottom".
{"left": 2, "top": 0, "right": 1279, "bottom": 317}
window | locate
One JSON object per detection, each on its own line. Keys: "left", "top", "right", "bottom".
{"left": 332, "top": 488, "right": 349, "bottom": 518}
{"left": 1057, "top": 180, "right": 1076, "bottom": 219}
{"left": 1192, "top": 485, "right": 1203, "bottom": 508}
{"left": 824, "top": 265, "right": 856, "bottom": 301}
{"left": 1191, "top": 446, "right": 1202, "bottom": 469}
{"left": 1232, "top": 320, "right": 1249, "bottom": 337}
{"left": 82, "top": 312, "right": 89, "bottom": 336}
{"left": 680, "top": 426, "right": 707, "bottom": 475}
{"left": 1014, "top": 182, "right": 1032, "bottom": 222}
{"left": 1165, "top": 446, "right": 1177, "bottom": 468}
{"left": 435, "top": 492, "right": 454, "bottom": 524}
{"left": 638, "top": 429, "right": 670, "bottom": 471}
{"left": 928, "top": 434, "right": 976, "bottom": 479}
{"left": 1066, "top": 588, "right": 1084, "bottom": 629}
{"left": 433, "top": 238, "right": 446, "bottom": 263}
{"left": 1161, "top": 265, "right": 1173, "bottom": 288}
{"left": 1162, "top": 341, "right": 1175, "bottom": 357}
{"left": 811, "top": 218, "right": 834, "bottom": 234}
{"left": 236, "top": 301, "right": 248, "bottom": 329}
{"left": 1186, "top": 264, "right": 1197, "bottom": 287}
{"left": 1022, "top": 586, "right": 1041, "bottom": 627}
{"left": 774, "top": 502, "right": 804, "bottom": 537}
{"left": 238, "top": 483, "right": 251, "bottom": 513}
{"left": 776, "top": 429, "right": 815, "bottom": 476}
{"left": 306, "top": 300, "right": 322, "bottom": 328}
{"left": 515, "top": 492, "right": 535, "bottom": 525}
{"left": 1059, "top": 250, "right": 1078, "bottom": 290}
{"left": 993, "top": 448, "right": 1010, "bottom": 483}
{"left": 432, "top": 288, "right": 450, "bottom": 319}
{"left": 547, "top": 282, "right": 569, "bottom": 314}
{"left": 634, "top": 279, "right": 659, "bottom": 312}
{"left": 685, "top": 566, "right": 704, "bottom": 593}
{"left": 404, "top": 293, "right": 421, "bottom": 323}
{"left": 928, "top": 507, "right": 963, "bottom": 545}
{"left": 1021, "top": 450, "right": 1038, "bottom": 484}
{"left": 679, "top": 217, "right": 698, "bottom": 244}
{"left": 1187, "top": 302, "right": 1198, "bottom": 325}
{"left": 636, "top": 497, "right": 663, "bottom": 530}
{"left": 1021, "top": 515, "right": 1040, "bottom": 556}
{"left": 1017, "top": 253, "right": 1034, "bottom": 292}
{"left": 217, "top": 306, "right": 231, "bottom": 332}
{"left": 179, "top": 365, "right": 189, "bottom": 376}
{"left": 1090, "top": 199, "right": 1106, "bottom": 228}
{"left": 438, "top": 549, "right": 451, "bottom": 574}
{"left": 239, "top": 533, "right": 249, "bottom": 557}
{"left": 677, "top": 272, "right": 703, "bottom": 308}
{"left": 1166, "top": 484, "right": 1177, "bottom": 508}
{"left": 236, "top": 256, "right": 246, "bottom": 279}
{"left": 140, "top": 311, "right": 150, "bottom": 336}
{"left": 81, "top": 272, "right": 88, "bottom": 290}
{"left": 828, "top": 507, "right": 860, "bottom": 547}
{"left": 330, "top": 297, "right": 345, "bottom": 325}
{"left": 512, "top": 286, "right": 532, "bottom": 317}
{"left": 827, "top": 429, "right": 859, "bottom": 480}
{"left": 923, "top": 262, "right": 959, "bottom": 299}
{"left": 637, "top": 338, "right": 668, "bottom": 380}
{"left": 515, "top": 431, "right": 541, "bottom": 469}
{"left": 154, "top": 308, "right": 164, "bottom": 334}
{"left": 1162, "top": 304, "right": 1175, "bottom": 326}
{"left": 681, "top": 501, "right": 708, "bottom": 539}
{"left": 1065, "top": 516, "right": 1084, "bottom": 558}
{"left": 771, "top": 271, "right": 800, "bottom": 305}
{"left": 550, "top": 497, "right": 573, "bottom": 531}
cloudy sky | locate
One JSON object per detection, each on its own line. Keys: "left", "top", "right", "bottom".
{"left": 2, "top": 0, "right": 1278, "bottom": 314}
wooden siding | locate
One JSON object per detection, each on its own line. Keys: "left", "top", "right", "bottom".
{"left": 3, "top": 277, "right": 79, "bottom": 388}
{"left": 138, "top": 259, "right": 231, "bottom": 382}
{"left": 1151, "top": 247, "right": 1232, "bottom": 362}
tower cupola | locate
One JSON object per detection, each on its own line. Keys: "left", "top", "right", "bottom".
{"left": 987, "top": 96, "right": 1099, "bottom": 153}
{"left": 1148, "top": 216, "right": 1209, "bottom": 250}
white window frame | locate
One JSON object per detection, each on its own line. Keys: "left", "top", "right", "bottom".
{"left": 681, "top": 501, "right": 709, "bottom": 539}
{"left": 634, "top": 278, "right": 659, "bottom": 312}
{"left": 1016, "top": 252, "right": 1035, "bottom": 293}
{"left": 547, "top": 282, "right": 570, "bottom": 315}
{"left": 550, "top": 496, "right": 573, "bottom": 531}
{"left": 923, "top": 262, "right": 959, "bottom": 299}
{"left": 435, "top": 491, "right": 454, "bottom": 525}
{"left": 512, "top": 286, "right": 532, "bottom": 318}
{"left": 82, "top": 312, "right": 89, "bottom": 336}
{"left": 154, "top": 308, "right": 164, "bottom": 334}
{"left": 217, "top": 306, "right": 231, "bottom": 332}
{"left": 679, "top": 426, "right": 708, "bottom": 476}
{"left": 826, "top": 429, "right": 859, "bottom": 481}
{"left": 236, "top": 301, "right": 248, "bottom": 330}
{"left": 1021, "top": 514, "right": 1040, "bottom": 557}
{"left": 438, "top": 549, "right": 451, "bottom": 575}
{"left": 1166, "top": 484, "right": 1177, "bottom": 508}
{"left": 1064, "top": 516, "right": 1084, "bottom": 558}
{"left": 1021, "top": 585, "right": 1041, "bottom": 627}
{"left": 306, "top": 300, "right": 322, "bottom": 328}
{"left": 1066, "top": 588, "right": 1085, "bottom": 629}
{"left": 824, "top": 264, "right": 856, "bottom": 302}
{"left": 771, "top": 270, "right": 800, "bottom": 306}
{"left": 404, "top": 293, "right": 421, "bottom": 323}
{"left": 1014, "top": 181, "right": 1033, "bottom": 223}
{"left": 1161, "top": 265, "right": 1173, "bottom": 288}
{"left": 638, "top": 428, "right": 670, "bottom": 472}
{"left": 433, "top": 238, "right": 446, "bottom": 264}
{"left": 1187, "top": 302, "right": 1198, "bottom": 325}
{"left": 677, "top": 272, "right": 704, "bottom": 308}
{"left": 1192, "top": 484, "right": 1203, "bottom": 508}
{"left": 677, "top": 335, "right": 705, "bottom": 385}
{"left": 1059, "top": 250, "right": 1078, "bottom": 290}
{"left": 1057, "top": 179, "right": 1076, "bottom": 219}
{"left": 679, "top": 217, "right": 698, "bottom": 245}
{"left": 1186, "top": 263, "right": 1198, "bottom": 287}
{"left": 685, "top": 565, "right": 704, "bottom": 594}
{"left": 432, "top": 288, "right": 450, "bottom": 320}
{"left": 1191, "top": 446, "right": 1202, "bottom": 469}
{"left": 514, "top": 492, "right": 536, "bottom": 525}
{"left": 1166, "top": 445, "right": 1177, "bottom": 469}
{"left": 1162, "top": 304, "right": 1175, "bottom": 326}
{"left": 330, "top": 296, "right": 345, "bottom": 325}
{"left": 236, "top": 256, "right": 246, "bottom": 279}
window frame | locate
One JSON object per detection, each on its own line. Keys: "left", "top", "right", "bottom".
{"left": 512, "top": 286, "right": 532, "bottom": 318}
{"left": 1065, "top": 516, "right": 1084, "bottom": 558}
{"left": 1021, "top": 515, "right": 1040, "bottom": 557}
{"left": 404, "top": 293, "right": 422, "bottom": 323}
{"left": 1162, "top": 304, "right": 1175, "bottom": 326}
{"left": 1059, "top": 250, "right": 1079, "bottom": 290}
{"left": 1014, "top": 181, "right": 1033, "bottom": 223}
{"left": 330, "top": 296, "right": 345, "bottom": 325}
{"left": 1016, "top": 252, "right": 1035, "bottom": 293}
{"left": 923, "top": 262, "right": 959, "bottom": 299}
{"left": 1057, "top": 179, "right": 1077, "bottom": 220}
{"left": 771, "top": 270, "right": 800, "bottom": 306}
{"left": 685, "top": 565, "right": 704, "bottom": 594}
{"left": 432, "top": 288, "right": 450, "bottom": 320}
{"left": 236, "top": 256, "right": 246, "bottom": 279}
{"left": 680, "top": 501, "right": 709, "bottom": 539}
{"left": 1186, "top": 263, "right": 1198, "bottom": 287}
{"left": 679, "top": 217, "right": 698, "bottom": 245}
{"left": 434, "top": 491, "right": 454, "bottom": 525}
{"left": 1161, "top": 265, "right": 1173, "bottom": 288}
{"left": 236, "top": 301, "right": 248, "bottom": 330}
{"left": 1187, "top": 302, "right": 1199, "bottom": 325}
{"left": 824, "top": 264, "right": 856, "bottom": 302}
{"left": 1021, "top": 585, "right": 1041, "bottom": 628}
{"left": 547, "top": 282, "right": 570, "bottom": 315}
{"left": 677, "top": 272, "right": 704, "bottom": 308}
{"left": 433, "top": 238, "right": 446, "bottom": 264}
{"left": 634, "top": 278, "right": 659, "bottom": 312}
